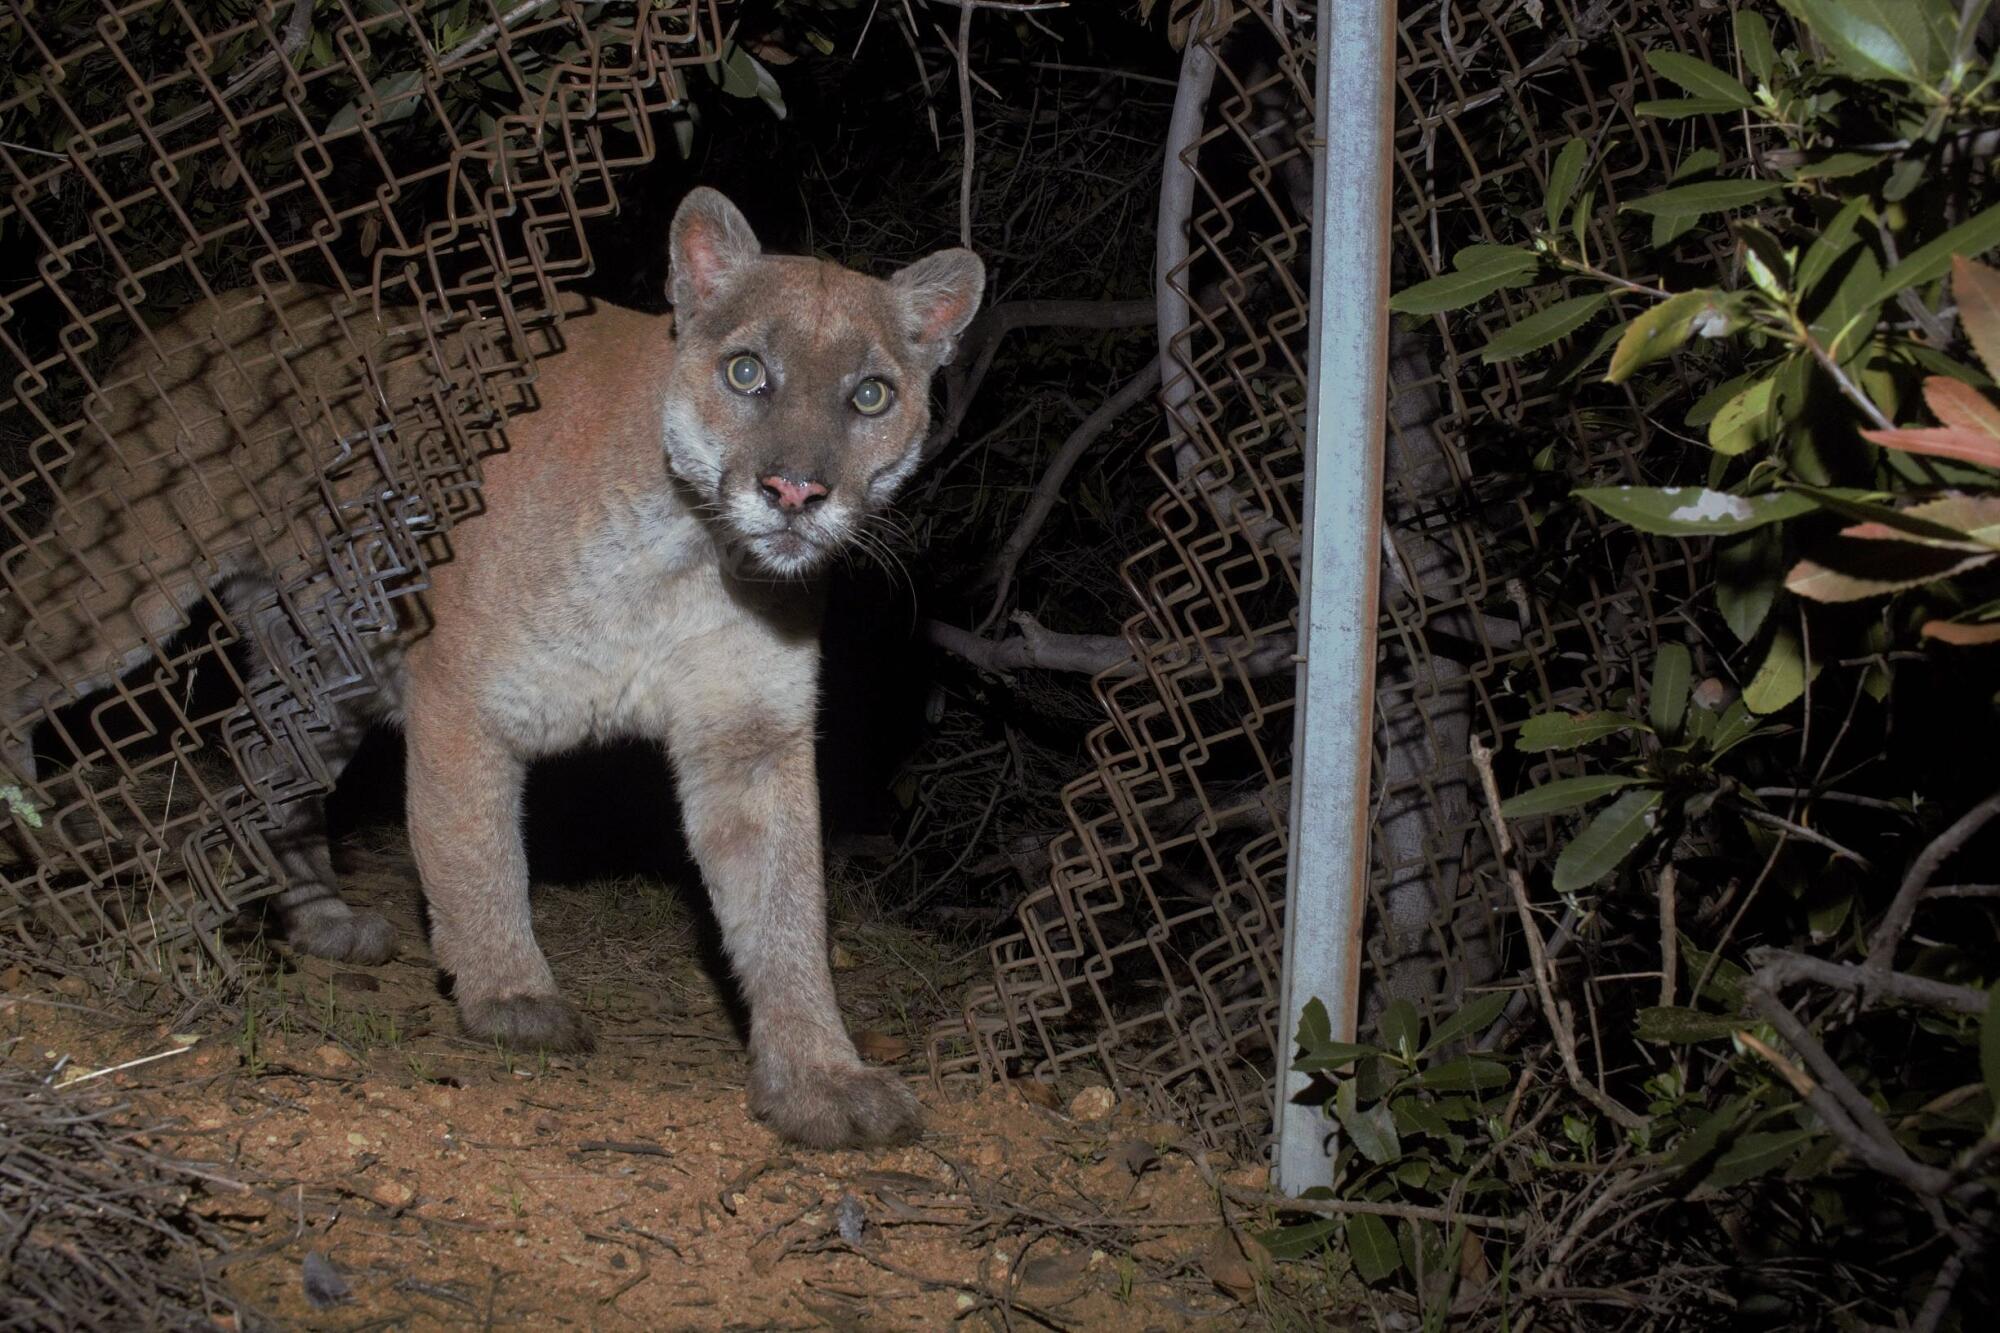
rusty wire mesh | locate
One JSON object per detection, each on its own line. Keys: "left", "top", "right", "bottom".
{"left": 941, "top": 0, "right": 1715, "bottom": 1150}
{"left": 0, "top": 0, "right": 717, "bottom": 987}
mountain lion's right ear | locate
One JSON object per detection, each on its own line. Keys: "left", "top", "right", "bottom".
{"left": 891, "top": 249, "right": 986, "bottom": 361}
{"left": 669, "top": 188, "right": 762, "bottom": 310}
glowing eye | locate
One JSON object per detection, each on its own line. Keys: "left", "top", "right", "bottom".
{"left": 725, "top": 354, "right": 767, "bottom": 393}
{"left": 851, "top": 377, "right": 891, "bottom": 416}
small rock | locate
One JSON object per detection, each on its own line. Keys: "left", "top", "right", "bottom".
{"left": 1015, "top": 1080, "right": 1060, "bottom": 1110}
{"left": 830, "top": 943, "right": 857, "bottom": 970}
{"left": 331, "top": 971, "right": 380, "bottom": 993}
{"left": 0, "top": 965, "right": 25, "bottom": 991}
{"left": 970, "top": 1140, "right": 1006, "bottom": 1170}
{"left": 1067, "top": 1085, "right": 1117, "bottom": 1122}
{"left": 346, "top": 1132, "right": 370, "bottom": 1148}
{"left": 52, "top": 974, "right": 89, "bottom": 999}
{"left": 373, "top": 1181, "right": 416, "bottom": 1209}
{"left": 954, "top": 1293, "right": 977, "bottom": 1311}
{"left": 833, "top": 1193, "right": 867, "bottom": 1244}
{"left": 300, "top": 1251, "right": 351, "bottom": 1309}
{"left": 314, "top": 1044, "right": 356, "bottom": 1072}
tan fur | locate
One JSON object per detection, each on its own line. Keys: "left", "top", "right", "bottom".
{"left": 0, "top": 190, "right": 983, "bottom": 1148}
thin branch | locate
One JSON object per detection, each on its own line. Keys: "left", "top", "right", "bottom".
{"left": 438, "top": 0, "right": 561, "bottom": 73}
{"left": 980, "top": 355, "right": 1162, "bottom": 627}
{"left": 923, "top": 299, "right": 1155, "bottom": 456}
{"left": 1730, "top": 801, "right": 1874, "bottom": 870}
{"left": 929, "top": 614, "right": 1294, "bottom": 679}
{"left": 1220, "top": 1183, "right": 1526, "bottom": 1235}
{"left": 952, "top": 0, "right": 975, "bottom": 247}
{"left": 1864, "top": 787, "right": 2000, "bottom": 993}
{"left": 1471, "top": 737, "right": 1648, "bottom": 1131}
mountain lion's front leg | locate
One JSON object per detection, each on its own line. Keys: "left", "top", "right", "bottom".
{"left": 406, "top": 698, "right": 593, "bottom": 1052}
{"left": 664, "top": 657, "right": 920, "bottom": 1148}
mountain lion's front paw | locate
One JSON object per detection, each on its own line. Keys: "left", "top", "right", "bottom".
{"left": 459, "top": 994, "right": 595, "bottom": 1053}
{"left": 751, "top": 1061, "right": 922, "bottom": 1149}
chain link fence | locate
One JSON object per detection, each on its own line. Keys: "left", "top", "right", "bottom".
{"left": 940, "top": 0, "right": 1710, "bottom": 1151}
{"left": 0, "top": 0, "right": 717, "bottom": 988}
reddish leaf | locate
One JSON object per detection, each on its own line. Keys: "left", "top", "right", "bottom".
{"left": 1922, "top": 619, "right": 2000, "bottom": 645}
{"left": 1785, "top": 551, "right": 1994, "bottom": 603}
{"left": 1862, "top": 426, "right": 2000, "bottom": 469}
{"left": 1840, "top": 520, "right": 1990, "bottom": 551}
{"left": 1923, "top": 376, "right": 2000, "bottom": 438}
{"left": 1953, "top": 255, "right": 2000, "bottom": 381}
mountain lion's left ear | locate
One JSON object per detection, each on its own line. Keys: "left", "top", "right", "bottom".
{"left": 892, "top": 249, "right": 986, "bottom": 357}
{"left": 670, "top": 188, "right": 762, "bottom": 310}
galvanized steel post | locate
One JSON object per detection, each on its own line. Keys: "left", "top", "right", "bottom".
{"left": 1273, "top": 0, "right": 1397, "bottom": 1194}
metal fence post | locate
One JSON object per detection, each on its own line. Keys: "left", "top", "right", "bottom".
{"left": 1273, "top": 0, "right": 1397, "bottom": 1195}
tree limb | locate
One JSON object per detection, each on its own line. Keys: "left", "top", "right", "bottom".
{"left": 979, "top": 355, "right": 1161, "bottom": 626}
{"left": 1863, "top": 787, "right": 2000, "bottom": 999}
{"left": 1748, "top": 949, "right": 1993, "bottom": 1016}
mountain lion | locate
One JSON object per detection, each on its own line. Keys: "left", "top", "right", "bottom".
{"left": 0, "top": 189, "right": 984, "bottom": 1147}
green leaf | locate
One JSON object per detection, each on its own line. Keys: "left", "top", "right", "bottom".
{"left": 1635, "top": 97, "right": 1751, "bottom": 119}
{"left": 1736, "top": 10, "right": 1776, "bottom": 83}
{"left": 1702, "top": 1129, "right": 1817, "bottom": 1192}
{"left": 1500, "top": 774, "right": 1640, "bottom": 818}
{"left": 1576, "top": 486, "right": 1816, "bottom": 537}
{"left": 1605, "top": 290, "right": 1734, "bottom": 383}
{"left": 1620, "top": 180, "right": 1782, "bottom": 217}
{"left": 1418, "top": 1057, "right": 1514, "bottom": 1093}
{"left": 1345, "top": 1213, "right": 1401, "bottom": 1284}
{"left": 1298, "top": 996, "right": 1333, "bottom": 1050}
{"left": 1797, "top": 198, "right": 1871, "bottom": 297}
{"left": 1423, "top": 992, "right": 1513, "bottom": 1053}
{"left": 1378, "top": 999, "right": 1422, "bottom": 1060}
{"left": 1873, "top": 201, "right": 2000, "bottom": 304}
{"left": 1708, "top": 375, "right": 1777, "bottom": 456}
{"left": 1982, "top": 987, "right": 2000, "bottom": 1108}
{"left": 1544, "top": 138, "right": 1588, "bottom": 226}
{"left": 1257, "top": 1218, "right": 1341, "bottom": 1262}
{"left": 1335, "top": 1081, "right": 1401, "bottom": 1166}
{"left": 1479, "top": 294, "right": 1609, "bottom": 363}
{"left": 1389, "top": 247, "right": 1541, "bottom": 315}
{"left": 1636, "top": 1006, "right": 1742, "bottom": 1043}
{"left": 1785, "top": 150, "right": 1885, "bottom": 180}
{"left": 1647, "top": 51, "right": 1754, "bottom": 106}
{"left": 1295, "top": 1041, "right": 1382, "bottom": 1074}
{"left": 1552, "top": 789, "right": 1662, "bottom": 892}
{"left": 1516, "top": 711, "right": 1640, "bottom": 752}
{"left": 1781, "top": 0, "right": 1943, "bottom": 85}
{"left": 1716, "top": 527, "right": 1785, "bottom": 643}
{"left": 1649, "top": 643, "right": 1693, "bottom": 736}
{"left": 1744, "top": 624, "right": 1819, "bottom": 714}
{"left": 718, "top": 44, "right": 787, "bottom": 117}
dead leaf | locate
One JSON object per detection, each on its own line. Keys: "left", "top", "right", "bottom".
{"left": 1862, "top": 425, "right": 2000, "bottom": 470}
{"left": 853, "top": 1029, "right": 910, "bottom": 1062}
{"left": 1923, "top": 376, "right": 2000, "bottom": 439}
{"left": 1015, "top": 1079, "right": 1060, "bottom": 1110}
{"left": 1922, "top": 619, "right": 2000, "bottom": 645}
{"left": 1017, "top": 1247, "right": 1091, "bottom": 1289}
{"left": 1954, "top": 255, "right": 2000, "bottom": 379}
{"left": 1197, "top": 1227, "right": 1272, "bottom": 1301}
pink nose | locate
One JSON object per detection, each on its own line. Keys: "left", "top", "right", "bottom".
{"left": 759, "top": 474, "right": 829, "bottom": 513}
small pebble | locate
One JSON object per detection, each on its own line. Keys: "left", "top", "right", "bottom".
{"left": 1068, "top": 1085, "right": 1117, "bottom": 1122}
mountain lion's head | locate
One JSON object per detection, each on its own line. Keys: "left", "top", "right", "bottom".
{"left": 659, "top": 188, "right": 984, "bottom": 578}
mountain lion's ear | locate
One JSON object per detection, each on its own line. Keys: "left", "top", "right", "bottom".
{"left": 891, "top": 249, "right": 985, "bottom": 356}
{"left": 669, "top": 188, "right": 762, "bottom": 309}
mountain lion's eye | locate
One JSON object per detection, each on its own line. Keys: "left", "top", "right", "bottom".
{"left": 851, "top": 377, "right": 892, "bottom": 416}
{"left": 725, "top": 354, "right": 767, "bottom": 394}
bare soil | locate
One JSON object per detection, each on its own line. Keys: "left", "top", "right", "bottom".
{"left": 1, "top": 840, "right": 1334, "bottom": 1330}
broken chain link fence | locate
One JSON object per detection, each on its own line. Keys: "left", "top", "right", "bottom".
{"left": 939, "top": 0, "right": 1708, "bottom": 1151}
{"left": 0, "top": 0, "right": 718, "bottom": 990}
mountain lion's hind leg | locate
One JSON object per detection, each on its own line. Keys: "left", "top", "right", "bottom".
{"left": 664, "top": 653, "right": 921, "bottom": 1149}
{"left": 225, "top": 577, "right": 395, "bottom": 965}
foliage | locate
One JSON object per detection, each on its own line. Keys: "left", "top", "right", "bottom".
{"left": 1281, "top": 1, "right": 2000, "bottom": 1327}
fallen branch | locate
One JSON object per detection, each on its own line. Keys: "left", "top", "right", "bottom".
{"left": 925, "top": 299, "right": 1156, "bottom": 456}
{"left": 1220, "top": 1183, "right": 1526, "bottom": 1235}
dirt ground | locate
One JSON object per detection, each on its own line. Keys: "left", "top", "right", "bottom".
{"left": 1, "top": 839, "right": 1347, "bottom": 1330}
